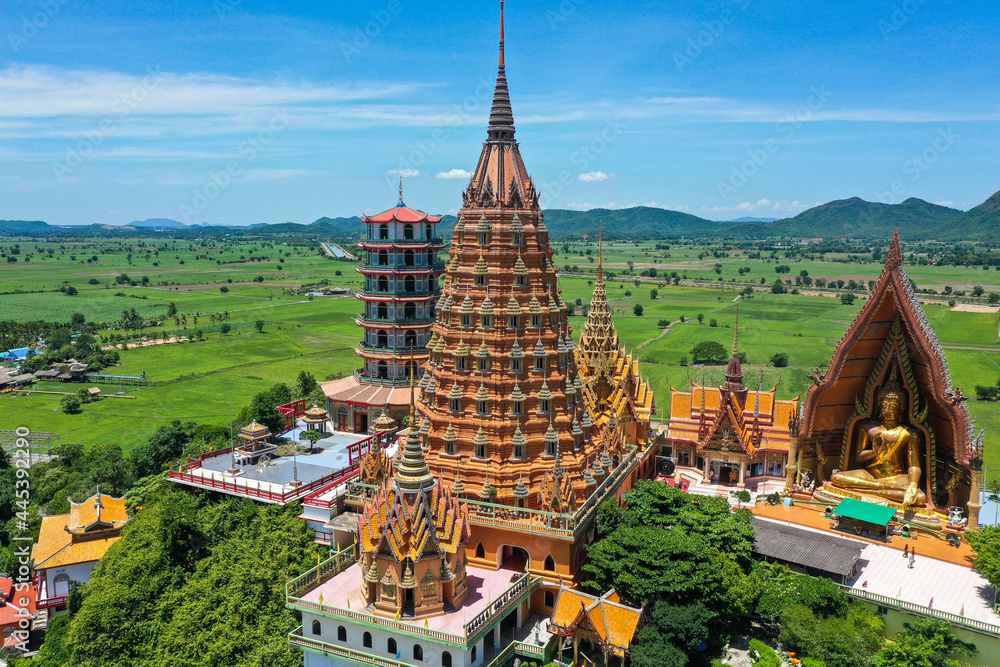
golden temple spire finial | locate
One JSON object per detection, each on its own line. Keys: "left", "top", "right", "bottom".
{"left": 408, "top": 345, "right": 416, "bottom": 425}
{"left": 597, "top": 220, "right": 603, "bottom": 281}
{"left": 732, "top": 300, "right": 740, "bottom": 357}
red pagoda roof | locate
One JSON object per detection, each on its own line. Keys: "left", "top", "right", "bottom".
{"left": 364, "top": 204, "right": 442, "bottom": 224}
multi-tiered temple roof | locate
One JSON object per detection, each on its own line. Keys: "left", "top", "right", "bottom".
{"left": 576, "top": 229, "right": 655, "bottom": 433}
{"left": 358, "top": 376, "right": 471, "bottom": 618}
{"left": 667, "top": 318, "right": 798, "bottom": 458}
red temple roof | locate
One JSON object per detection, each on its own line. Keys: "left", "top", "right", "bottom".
{"left": 364, "top": 204, "right": 442, "bottom": 224}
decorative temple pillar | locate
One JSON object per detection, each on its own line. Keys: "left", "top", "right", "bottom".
{"left": 784, "top": 434, "right": 799, "bottom": 494}
{"left": 738, "top": 458, "right": 746, "bottom": 486}
{"left": 968, "top": 467, "right": 983, "bottom": 531}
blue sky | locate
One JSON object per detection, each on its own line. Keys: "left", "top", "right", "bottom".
{"left": 0, "top": 0, "right": 997, "bottom": 225}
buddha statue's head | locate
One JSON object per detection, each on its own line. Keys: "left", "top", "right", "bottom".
{"left": 878, "top": 367, "right": 906, "bottom": 424}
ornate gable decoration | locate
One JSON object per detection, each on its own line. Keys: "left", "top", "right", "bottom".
{"left": 801, "top": 230, "right": 975, "bottom": 502}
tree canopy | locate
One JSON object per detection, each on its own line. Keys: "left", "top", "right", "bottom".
{"left": 583, "top": 481, "right": 759, "bottom": 661}
{"left": 967, "top": 526, "right": 1000, "bottom": 589}
{"left": 873, "top": 619, "right": 977, "bottom": 667}
{"left": 690, "top": 340, "right": 729, "bottom": 365}
{"left": 25, "top": 478, "right": 322, "bottom": 667}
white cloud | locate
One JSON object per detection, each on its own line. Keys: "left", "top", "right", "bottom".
{"left": 697, "top": 199, "right": 810, "bottom": 219}
{"left": 578, "top": 171, "right": 611, "bottom": 182}
{"left": 934, "top": 201, "right": 956, "bottom": 207}
{"left": 387, "top": 168, "right": 419, "bottom": 177}
{"left": 0, "top": 65, "right": 424, "bottom": 118}
{"left": 435, "top": 169, "right": 472, "bottom": 180}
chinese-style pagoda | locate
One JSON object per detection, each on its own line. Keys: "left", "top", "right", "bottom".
{"left": 323, "top": 185, "right": 445, "bottom": 433}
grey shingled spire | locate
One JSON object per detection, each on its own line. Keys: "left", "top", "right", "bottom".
{"left": 487, "top": 0, "right": 515, "bottom": 141}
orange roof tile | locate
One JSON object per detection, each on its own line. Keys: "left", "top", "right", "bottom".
{"left": 33, "top": 492, "right": 129, "bottom": 570}
{"left": 68, "top": 491, "right": 128, "bottom": 533}
{"left": 549, "top": 586, "right": 642, "bottom": 657}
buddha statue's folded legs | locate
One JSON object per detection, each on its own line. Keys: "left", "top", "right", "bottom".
{"left": 830, "top": 469, "right": 927, "bottom": 504}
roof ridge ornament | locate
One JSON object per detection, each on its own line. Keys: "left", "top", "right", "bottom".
{"left": 886, "top": 227, "right": 903, "bottom": 270}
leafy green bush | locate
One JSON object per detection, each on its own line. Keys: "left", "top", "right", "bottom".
{"left": 748, "top": 639, "right": 780, "bottom": 667}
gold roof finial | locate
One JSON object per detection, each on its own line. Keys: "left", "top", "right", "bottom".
{"left": 732, "top": 300, "right": 740, "bottom": 357}
{"left": 409, "top": 345, "right": 416, "bottom": 422}
{"left": 597, "top": 220, "right": 603, "bottom": 281}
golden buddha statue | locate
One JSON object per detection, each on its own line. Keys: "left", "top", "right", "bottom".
{"left": 830, "top": 368, "right": 926, "bottom": 506}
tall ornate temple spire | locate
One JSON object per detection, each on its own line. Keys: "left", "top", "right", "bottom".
{"left": 499, "top": 0, "right": 505, "bottom": 66}
{"left": 420, "top": 0, "right": 586, "bottom": 510}
{"left": 488, "top": 0, "right": 514, "bottom": 141}
{"left": 464, "top": 0, "right": 536, "bottom": 209}
{"left": 597, "top": 220, "right": 603, "bottom": 281}
{"left": 393, "top": 356, "right": 435, "bottom": 494}
{"left": 723, "top": 301, "right": 747, "bottom": 401}
{"left": 732, "top": 301, "right": 740, "bottom": 357}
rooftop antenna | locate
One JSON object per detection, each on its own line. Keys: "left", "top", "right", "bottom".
{"left": 398, "top": 175, "right": 404, "bottom": 206}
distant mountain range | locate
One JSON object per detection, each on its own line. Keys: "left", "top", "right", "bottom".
{"left": 727, "top": 216, "right": 779, "bottom": 223}
{"left": 3, "top": 190, "right": 999, "bottom": 241}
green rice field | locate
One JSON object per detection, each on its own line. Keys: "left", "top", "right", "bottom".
{"left": 1, "top": 235, "right": 997, "bottom": 479}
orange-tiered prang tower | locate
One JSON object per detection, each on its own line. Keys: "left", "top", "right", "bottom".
{"left": 418, "top": 1, "right": 598, "bottom": 516}
{"left": 400, "top": 3, "right": 658, "bottom": 592}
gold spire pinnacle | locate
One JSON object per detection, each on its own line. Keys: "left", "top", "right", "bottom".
{"left": 409, "top": 346, "right": 416, "bottom": 421}
{"left": 597, "top": 220, "right": 603, "bottom": 281}
{"left": 732, "top": 301, "right": 740, "bottom": 357}
{"left": 392, "top": 348, "right": 435, "bottom": 494}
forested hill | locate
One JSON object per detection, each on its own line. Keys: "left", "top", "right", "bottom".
{"left": 540, "top": 206, "right": 719, "bottom": 238}
{"left": 2, "top": 189, "right": 999, "bottom": 240}
{"left": 725, "top": 197, "right": 963, "bottom": 240}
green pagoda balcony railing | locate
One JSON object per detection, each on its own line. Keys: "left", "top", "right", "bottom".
{"left": 359, "top": 237, "right": 445, "bottom": 246}
{"left": 357, "top": 288, "right": 442, "bottom": 299}
{"left": 289, "top": 626, "right": 423, "bottom": 667}
{"left": 288, "top": 547, "right": 543, "bottom": 648}
{"left": 353, "top": 370, "right": 411, "bottom": 387}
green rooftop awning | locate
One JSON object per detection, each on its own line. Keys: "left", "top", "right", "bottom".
{"left": 833, "top": 498, "right": 897, "bottom": 527}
